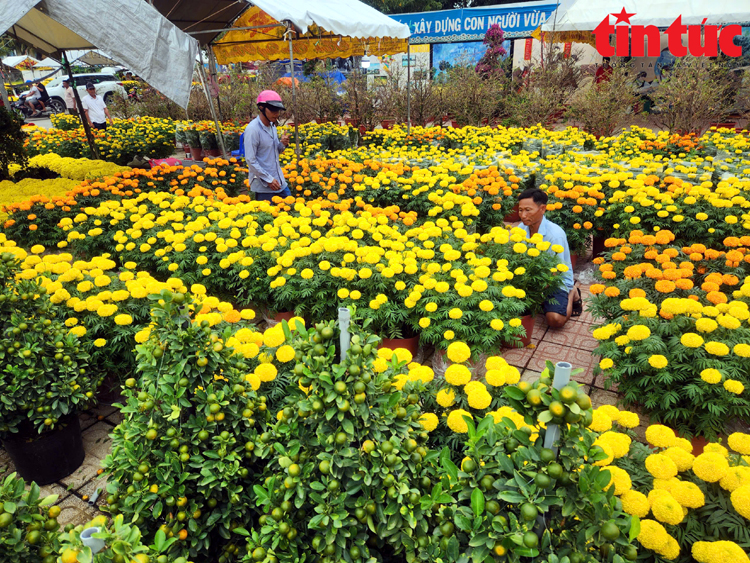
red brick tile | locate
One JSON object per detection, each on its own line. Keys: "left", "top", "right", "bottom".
{"left": 544, "top": 321, "right": 598, "bottom": 351}
{"left": 526, "top": 342, "right": 596, "bottom": 384}
{"left": 499, "top": 345, "right": 535, "bottom": 369}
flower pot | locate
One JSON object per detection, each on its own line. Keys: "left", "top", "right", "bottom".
{"left": 359, "top": 125, "right": 367, "bottom": 136}
{"left": 273, "top": 311, "right": 295, "bottom": 323}
{"left": 189, "top": 147, "right": 204, "bottom": 161}
{"left": 570, "top": 254, "right": 578, "bottom": 270}
{"left": 2, "top": 414, "right": 85, "bottom": 485}
{"left": 691, "top": 435, "right": 709, "bottom": 456}
{"left": 518, "top": 314, "right": 535, "bottom": 347}
{"left": 380, "top": 119, "right": 395, "bottom": 130}
{"left": 204, "top": 148, "right": 222, "bottom": 157}
{"left": 504, "top": 203, "right": 520, "bottom": 223}
{"left": 379, "top": 335, "right": 420, "bottom": 357}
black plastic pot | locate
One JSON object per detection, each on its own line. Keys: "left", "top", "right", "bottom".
{"left": 2, "top": 414, "right": 85, "bottom": 485}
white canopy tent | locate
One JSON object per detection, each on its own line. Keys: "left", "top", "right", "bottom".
{"left": 248, "top": 0, "right": 411, "bottom": 39}
{"left": 0, "top": 0, "right": 199, "bottom": 109}
{"left": 34, "top": 56, "right": 61, "bottom": 69}
{"left": 542, "top": 0, "right": 750, "bottom": 32}
{"left": 2, "top": 55, "right": 40, "bottom": 68}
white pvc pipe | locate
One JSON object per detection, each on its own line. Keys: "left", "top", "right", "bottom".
{"left": 338, "top": 307, "right": 351, "bottom": 362}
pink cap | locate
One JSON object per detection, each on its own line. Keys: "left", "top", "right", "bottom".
{"left": 257, "top": 90, "right": 282, "bottom": 104}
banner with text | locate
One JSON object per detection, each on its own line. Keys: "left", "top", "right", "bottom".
{"left": 391, "top": 4, "right": 556, "bottom": 43}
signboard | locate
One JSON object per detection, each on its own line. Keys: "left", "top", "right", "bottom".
{"left": 391, "top": 4, "right": 557, "bottom": 43}
{"left": 524, "top": 38, "right": 533, "bottom": 60}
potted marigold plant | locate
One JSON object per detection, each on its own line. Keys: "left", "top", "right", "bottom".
{"left": 0, "top": 253, "right": 98, "bottom": 485}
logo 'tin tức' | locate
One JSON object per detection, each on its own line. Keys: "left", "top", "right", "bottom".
{"left": 593, "top": 8, "right": 743, "bottom": 57}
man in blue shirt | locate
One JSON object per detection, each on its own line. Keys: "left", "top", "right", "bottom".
{"left": 517, "top": 188, "right": 582, "bottom": 328}
{"left": 243, "top": 90, "right": 290, "bottom": 202}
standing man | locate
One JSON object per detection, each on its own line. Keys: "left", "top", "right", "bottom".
{"left": 243, "top": 90, "right": 290, "bottom": 202}
{"left": 62, "top": 79, "right": 76, "bottom": 115}
{"left": 81, "top": 82, "right": 112, "bottom": 130}
{"left": 517, "top": 188, "right": 582, "bottom": 329}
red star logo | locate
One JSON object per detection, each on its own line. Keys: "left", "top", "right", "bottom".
{"left": 612, "top": 7, "right": 636, "bottom": 24}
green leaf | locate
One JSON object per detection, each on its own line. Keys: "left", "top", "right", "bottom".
{"left": 342, "top": 418, "right": 354, "bottom": 435}
{"left": 471, "top": 488, "right": 485, "bottom": 519}
{"left": 629, "top": 516, "right": 640, "bottom": 542}
{"left": 538, "top": 411, "right": 553, "bottom": 423}
{"left": 3, "top": 501, "right": 16, "bottom": 514}
{"left": 505, "top": 387, "right": 526, "bottom": 401}
{"left": 440, "top": 448, "right": 458, "bottom": 483}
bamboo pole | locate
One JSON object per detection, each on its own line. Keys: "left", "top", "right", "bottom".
{"left": 61, "top": 50, "right": 100, "bottom": 160}
{"left": 197, "top": 50, "right": 227, "bottom": 158}
{"left": 286, "top": 23, "right": 300, "bottom": 165}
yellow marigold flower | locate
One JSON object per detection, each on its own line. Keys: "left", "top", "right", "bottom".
{"left": 704, "top": 443, "right": 728, "bottom": 457}
{"left": 671, "top": 480, "right": 705, "bottom": 508}
{"left": 700, "top": 368, "right": 723, "bottom": 384}
{"left": 730, "top": 484, "right": 750, "bottom": 520}
{"left": 97, "top": 303, "right": 118, "bottom": 317}
{"left": 719, "top": 466, "right": 750, "bottom": 492}
{"left": 645, "top": 453, "right": 679, "bottom": 479}
{"left": 645, "top": 424, "right": 677, "bottom": 448}
{"left": 627, "top": 325, "right": 651, "bottom": 340}
{"left": 114, "top": 314, "right": 133, "bottom": 326}
{"left": 724, "top": 379, "right": 745, "bottom": 394}
{"left": 485, "top": 369, "right": 505, "bottom": 387}
{"left": 446, "top": 341, "right": 471, "bottom": 363}
{"left": 636, "top": 520, "right": 670, "bottom": 554}
{"left": 651, "top": 493, "right": 684, "bottom": 525}
{"left": 648, "top": 354, "right": 668, "bottom": 369}
{"left": 134, "top": 328, "right": 150, "bottom": 343}
{"left": 255, "top": 363, "right": 278, "bottom": 382}
{"left": 692, "top": 541, "right": 750, "bottom": 563}
{"left": 263, "top": 328, "right": 285, "bottom": 348}
{"left": 728, "top": 432, "right": 750, "bottom": 455}
{"left": 705, "top": 341, "right": 730, "bottom": 356}
{"left": 680, "top": 333, "right": 704, "bottom": 348}
{"left": 617, "top": 410, "right": 640, "bottom": 428}
{"left": 69, "top": 325, "right": 86, "bottom": 337}
{"left": 373, "top": 357, "right": 388, "bottom": 373}
{"left": 663, "top": 447, "right": 694, "bottom": 472}
{"left": 445, "top": 364, "right": 471, "bottom": 386}
{"left": 621, "top": 489, "right": 650, "bottom": 517}
{"left": 693, "top": 452, "right": 730, "bottom": 483}
{"left": 605, "top": 466, "right": 632, "bottom": 495}
{"left": 418, "top": 413, "right": 439, "bottom": 432}
{"left": 245, "top": 373, "right": 261, "bottom": 391}
{"left": 599, "top": 358, "right": 614, "bottom": 370}
{"left": 275, "top": 345, "right": 295, "bottom": 363}
{"left": 447, "top": 409, "right": 473, "bottom": 433}
{"left": 436, "top": 388, "right": 456, "bottom": 407}
{"left": 93, "top": 338, "right": 106, "bottom": 347}
{"left": 588, "top": 409, "right": 612, "bottom": 432}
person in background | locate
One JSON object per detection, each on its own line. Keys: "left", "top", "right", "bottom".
{"left": 24, "top": 80, "right": 44, "bottom": 116}
{"left": 516, "top": 188, "right": 582, "bottom": 328}
{"left": 595, "top": 57, "right": 613, "bottom": 84}
{"left": 81, "top": 82, "right": 112, "bottom": 130}
{"left": 62, "top": 79, "right": 76, "bottom": 115}
{"left": 243, "top": 90, "right": 290, "bottom": 203}
{"left": 36, "top": 81, "right": 50, "bottom": 108}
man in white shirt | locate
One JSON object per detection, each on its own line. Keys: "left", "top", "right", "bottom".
{"left": 62, "top": 79, "right": 76, "bottom": 115}
{"left": 81, "top": 82, "right": 112, "bottom": 130}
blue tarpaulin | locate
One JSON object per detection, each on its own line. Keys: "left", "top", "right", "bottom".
{"left": 281, "top": 70, "right": 347, "bottom": 84}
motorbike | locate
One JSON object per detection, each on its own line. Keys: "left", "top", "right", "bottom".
{"left": 11, "top": 92, "right": 62, "bottom": 119}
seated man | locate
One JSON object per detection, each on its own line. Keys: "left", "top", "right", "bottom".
{"left": 516, "top": 188, "right": 582, "bottom": 328}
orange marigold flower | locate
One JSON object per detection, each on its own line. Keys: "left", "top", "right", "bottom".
{"left": 602, "top": 271, "right": 617, "bottom": 280}
{"left": 701, "top": 282, "right": 720, "bottom": 292}
{"left": 724, "top": 237, "right": 741, "bottom": 247}
{"left": 706, "top": 291, "right": 728, "bottom": 305}
{"left": 663, "top": 269, "right": 683, "bottom": 281}
{"left": 624, "top": 266, "right": 643, "bottom": 279}
{"left": 629, "top": 288, "right": 647, "bottom": 298}
{"left": 604, "top": 287, "right": 621, "bottom": 297}
{"left": 675, "top": 279, "right": 693, "bottom": 290}
{"left": 590, "top": 284, "right": 606, "bottom": 295}
{"left": 722, "top": 274, "right": 739, "bottom": 286}
{"left": 645, "top": 269, "right": 664, "bottom": 280}
{"left": 641, "top": 235, "right": 657, "bottom": 245}
{"left": 612, "top": 252, "right": 627, "bottom": 261}
{"left": 599, "top": 264, "right": 614, "bottom": 272}
{"left": 655, "top": 280, "right": 676, "bottom": 293}
{"left": 644, "top": 250, "right": 659, "bottom": 260}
